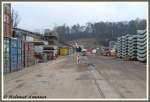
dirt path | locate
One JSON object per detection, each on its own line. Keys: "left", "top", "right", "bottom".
{"left": 4, "top": 54, "right": 147, "bottom": 99}
{"left": 4, "top": 55, "right": 100, "bottom": 99}
{"left": 87, "top": 55, "right": 146, "bottom": 98}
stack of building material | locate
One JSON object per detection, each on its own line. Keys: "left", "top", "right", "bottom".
{"left": 116, "top": 37, "right": 122, "bottom": 58}
{"left": 137, "top": 30, "right": 147, "bottom": 62}
{"left": 116, "top": 29, "right": 147, "bottom": 62}
{"left": 132, "top": 35, "right": 138, "bottom": 59}
{"left": 3, "top": 37, "right": 10, "bottom": 74}
{"left": 121, "top": 35, "right": 131, "bottom": 59}
{"left": 128, "top": 35, "right": 137, "bottom": 60}
{"left": 128, "top": 36, "right": 134, "bottom": 59}
{"left": 121, "top": 36, "right": 126, "bottom": 58}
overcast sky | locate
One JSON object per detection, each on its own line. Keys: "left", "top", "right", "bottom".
{"left": 10, "top": 2, "right": 148, "bottom": 32}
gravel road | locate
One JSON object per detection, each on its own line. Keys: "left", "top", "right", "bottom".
{"left": 4, "top": 53, "right": 147, "bottom": 99}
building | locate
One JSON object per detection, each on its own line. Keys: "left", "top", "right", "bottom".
{"left": 13, "top": 28, "right": 43, "bottom": 41}
{"left": 43, "top": 31, "right": 58, "bottom": 45}
{"left": 3, "top": 3, "right": 11, "bottom": 37}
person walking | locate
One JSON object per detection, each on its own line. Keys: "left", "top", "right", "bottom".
{"left": 76, "top": 54, "right": 80, "bottom": 64}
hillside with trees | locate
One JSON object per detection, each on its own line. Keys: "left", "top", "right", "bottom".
{"left": 53, "top": 18, "right": 146, "bottom": 46}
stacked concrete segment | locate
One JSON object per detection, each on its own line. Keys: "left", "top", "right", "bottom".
{"left": 116, "top": 37, "right": 122, "bottom": 58}
{"left": 137, "top": 30, "right": 147, "bottom": 62}
{"left": 127, "top": 35, "right": 138, "bottom": 60}
{"left": 116, "top": 29, "right": 147, "bottom": 62}
{"left": 121, "top": 34, "right": 131, "bottom": 58}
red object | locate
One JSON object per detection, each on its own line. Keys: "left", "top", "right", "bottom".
{"left": 24, "top": 42, "right": 35, "bottom": 67}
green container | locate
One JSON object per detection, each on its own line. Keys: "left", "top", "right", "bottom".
{"left": 4, "top": 40, "right": 10, "bottom": 53}
{"left": 3, "top": 56, "right": 10, "bottom": 74}
{"left": 3, "top": 37, "right": 10, "bottom": 74}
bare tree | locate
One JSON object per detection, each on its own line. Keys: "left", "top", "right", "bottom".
{"left": 11, "top": 8, "right": 20, "bottom": 28}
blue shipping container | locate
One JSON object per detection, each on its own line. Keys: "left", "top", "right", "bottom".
{"left": 4, "top": 38, "right": 25, "bottom": 73}
{"left": 10, "top": 55, "right": 18, "bottom": 72}
{"left": 17, "top": 40, "right": 22, "bottom": 48}
{"left": 18, "top": 49, "right": 22, "bottom": 55}
{"left": 18, "top": 56, "right": 22, "bottom": 62}
{"left": 18, "top": 55, "right": 22, "bottom": 60}
{"left": 10, "top": 47, "right": 18, "bottom": 55}
{"left": 10, "top": 39, "right": 17, "bottom": 48}
{"left": 11, "top": 62, "right": 17, "bottom": 71}
{"left": 10, "top": 55, "right": 17, "bottom": 62}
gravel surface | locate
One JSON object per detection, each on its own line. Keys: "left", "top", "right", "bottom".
{"left": 3, "top": 54, "right": 147, "bottom": 99}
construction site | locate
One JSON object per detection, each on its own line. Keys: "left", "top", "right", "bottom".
{"left": 2, "top": 2, "right": 148, "bottom": 100}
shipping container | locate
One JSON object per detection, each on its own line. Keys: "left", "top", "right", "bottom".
{"left": 17, "top": 39, "right": 22, "bottom": 48}
{"left": 10, "top": 47, "right": 18, "bottom": 55}
{"left": 3, "top": 54, "right": 10, "bottom": 73}
{"left": 24, "top": 42, "right": 35, "bottom": 67}
{"left": 3, "top": 37, "right": 10, "bottom": 74}
{"left": 3, "top": 37, "right": 27, "bottom": 74}
{"left": 10, "top": 38, "right": 17, "bottom": 48}
{"left": 10, "top": 54, "right": 18, "bottom": 72}
{"left": 4, "top": 38, "right": 10, "bottom": 53}
{"left": 17, "top": 52, "right": 22, "bottom": 70}
{"left": 24, "top": 42, "right": 29, "bottom": 51}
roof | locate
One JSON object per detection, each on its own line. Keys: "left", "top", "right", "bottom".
{"left": 13, "top": 28, "right": 44, "bottom": 39}
{"left": 31, "top": 41, "right": 45, "bottom": 45}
